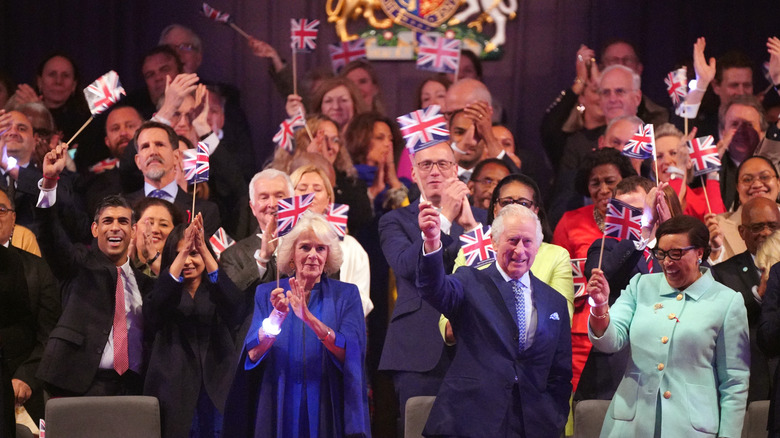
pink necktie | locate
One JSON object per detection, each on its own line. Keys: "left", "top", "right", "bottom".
{"left": 643, "top": 248, "right": 654, "bottom": 274}
{"left": 113, "top": 267, "right": 129, "bottom": 375}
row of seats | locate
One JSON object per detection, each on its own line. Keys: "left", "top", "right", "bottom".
{"left": 403, "top": 397, "right": 772, "bottom": 438}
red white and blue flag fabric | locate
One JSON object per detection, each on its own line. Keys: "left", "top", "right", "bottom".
{"left": 396, "top": 105, "right": 449, "bottom": 153}
{"left": 664, "top": 68, "right": 688, "bottom": 107}
{"left": 273, "top": 114, "right": 305, "bottom": 153}
{"left": 326, "top": 203, "right": 349, "bottom": 238}
{"left": 89, "top": 158, "right": 119, "bottom": 174}
{"left": 209, "top": 227, "right": 235, "bottom": 260}
{"left": 605, "top": 198, "right": 643, "bottom": 242}
{"left": 416, "top": 33, "right": 461, "bottom": 74}
{"left": 83, "top": 71, "right": 125, "bottom": 116}
{"left": 687, "top": 135, "right": 720, "bottom": 177}
{"left": 460, "top": 226, "right": 495, "bottom": 267}
{"left": 571, "top": 258, "right": 587, "bottom": 298}
{"left": 623, "top": 124, "right": 655, "bottom": 159}
{"left": 201, "top": 2, "right": 231, "bottom": 23}
{"left": 329, "top": 39, "right": 367, "bottom": 72}
{"left": 182, "top": 142, "right": 210, "bottom": 183}
{"left": 277, "top": 193, "right": 315, "bottom": 236}
{"left": 290, "top": 19, "right": 320, "bottom": 52}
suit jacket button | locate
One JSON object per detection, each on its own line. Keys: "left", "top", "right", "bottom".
{"left": 663, "top": 391, "right": 671, "bottom": 399}
{"left": 661, "top": 336, "right": 668, "bottom": 344}
{"left": 657, "top": 363, "right": 665, "bottom": 371}
{"left": 676, "top": 294, "right": 683, "bottom": 301}
{"left": 668, "top": 313, "right": 676, "bottom": 320}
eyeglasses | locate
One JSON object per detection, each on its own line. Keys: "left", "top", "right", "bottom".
{"left": 416, "top": 160, "right": 454, "bottom": 173}
{"left": 598, "top": 88, "right": 630, "bottom": 98}
{"left": 0, "top": 206, "right": 15, "bottom": 217}
{"left": 739, "top": 172, "right": 777, "bottom": 186}
{"left": 651, "top": 245, "right": 696, "bottom": 261}
{"left": 497, "top": 197, "right": 535, "bottom": 209}
{"left": 745, "top": 222, "right": 780, "bottom": 234}
{"left": 175, "top": 43, "right": 200, "bottom": 52}
{"left": 473, "top": 178, "right": 500, "bottom": 187}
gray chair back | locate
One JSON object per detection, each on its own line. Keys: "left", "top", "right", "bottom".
{"left": 44, "top": 396, "right": 161, "bottom": 438}
{"left": 573, "top": 399, "right": 610, "bottom": 438}
{"left": 404, "top": 396, "right": 436, "bottom": 438}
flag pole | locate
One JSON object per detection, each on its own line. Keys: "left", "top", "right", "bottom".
{"left": 191, "top": 181, "right": 197, "bottom": 223}
{"left": 700, "top": 175, "right": 712, "bottom": 214}
{"left": 229, "top": 22, "right": 252, "bottom": 41}
{"left": 453, "top": 45, "right": 461, "bottom": 83}
{"left": 66, "top": 117, "right": 94, "bottom": 145}
{"left": 597, "top": 233, "right": 607, "bottom": 271}
{"left": 292, "top": 50, "right": 298, "bottom": 96}
{"left": 298, "top": 107, "right": 314, "bottom": 141}
{"left": 684, "top": 117, "right": 689, "bottom": 137}
{"left": 276, "top": 236, "right": 282, "bottom": 289}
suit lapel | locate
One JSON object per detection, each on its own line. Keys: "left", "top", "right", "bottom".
{"left": 735, "top": 251, "right": 760, "bottom": 291}
{"left": 483, "top": 263, "right": 522, "bottom": 355}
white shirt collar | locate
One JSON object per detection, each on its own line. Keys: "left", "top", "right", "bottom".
{"left": 495, "top": 261, "right": 531, "bottom": 288}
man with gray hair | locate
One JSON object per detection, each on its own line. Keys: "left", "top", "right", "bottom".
{"left": 220, "top": 168, "right": 293, "bottom": 292}
{"left": 416, "top": 203, "right": 571, "bottom": 437}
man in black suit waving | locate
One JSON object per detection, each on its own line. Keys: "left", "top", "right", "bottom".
{"left": 36, "top": 143, "right": 154, "bottom": 396}
{"left": 712, "top": 196, "right": 780, "bottom": 402}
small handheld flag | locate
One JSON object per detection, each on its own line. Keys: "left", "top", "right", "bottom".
{"left": 329, "top": 39, "right": 367, "bottom": 73}
{"left": 396, "top": 105, "right": 449, "bottom": 153}
{"left": 89, "top": 158, "right": 119, "bottom": 174}
{"left": 201, "top": 2, "right": 231, "bottom": 23}
{"left": 209, "top": 227, "right": 235, "bottom": 260}
{"left": 623, "top": 124, "right": 655, "bottom": 159}
{"left": 416, "top": 33, "right": 461, "bottom": 74}
{"left": 687, "top": 135, "right": 720, "bottom": 177}
{"left": 460, "top": 226, "right": 495, "bottom": 267}
{"left": 273, "top": 115, "right": 305, "bottom": 153}
{"left": 604, "top": 198, "right": 643, "bottom": 242}
{"left": 277, "top": 194, "right": 315, "bottom": 237}
{"left": 84, "top": 71, "right": 126, "bottom": 116}
{"left": 664, "top": 68, "right": 688, "bottom": 108}
{"left": 326, "top": 203, "right": 349, "bottom": 238}
{"left": 571, "top": 258, "right": 587, "bottom": 298}
{"left": 291, "top": 19, "right": 320, "bottom": 52}
{"left": 182, "top": 142, "right": 210, "bottom": 183}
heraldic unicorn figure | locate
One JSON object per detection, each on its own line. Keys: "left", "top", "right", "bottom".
{"left": 449, "top": 0, "right": 517, "bottom": 52}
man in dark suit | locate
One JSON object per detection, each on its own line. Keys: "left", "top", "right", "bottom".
{"left": 712, "top": 196, "right": 780, "bottom": 402}
{"left": 36, "top": 143, "right": 154, "bottom": 396}
{"left": 378, "top": 140, "right": 487, "bottom": 417}
{"left": 125, "top": 120, "right": 221, "bottom": 237}
{"left": 417, "top": 202, "right": 571, "bottom": 437}
{"left": 0, "top": 187, "right": 60, "bottom": 422}
{"left": 220, "top": 168, "right": 293, "bottom": 293}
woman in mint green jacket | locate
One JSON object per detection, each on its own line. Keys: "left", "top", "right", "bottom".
{"left": 587, "top": 215, "right": 749, "bottom": 438}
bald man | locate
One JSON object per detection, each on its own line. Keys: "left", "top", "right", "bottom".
{"left": 712, "top": 197, "right": 780, "bottom": 402}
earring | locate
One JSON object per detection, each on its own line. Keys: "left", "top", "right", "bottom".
{"left": 697, "top": 258, "right": 702, "bottom": 264}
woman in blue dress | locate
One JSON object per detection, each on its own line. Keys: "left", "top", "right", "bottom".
{"left": 222, "top": 212, "right": 370, "bottom": 437}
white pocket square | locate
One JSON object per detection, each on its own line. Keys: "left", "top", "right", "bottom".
{"left": 549, "top": 312, "right": 560, "bottom": 321}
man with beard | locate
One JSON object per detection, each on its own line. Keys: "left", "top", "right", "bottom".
{"left": 125, "top": 121, "right": 220, "bottom": 237}
{"left": 77, "top": 105, "right": 143, "bottom": 216}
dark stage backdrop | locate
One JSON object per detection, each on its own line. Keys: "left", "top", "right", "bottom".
{"left": 2, "top": 0, "right": 779, "bottom": 186}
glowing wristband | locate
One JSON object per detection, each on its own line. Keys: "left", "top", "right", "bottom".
{"left": 262, "top": 317, "right": 282, "bottom": 337}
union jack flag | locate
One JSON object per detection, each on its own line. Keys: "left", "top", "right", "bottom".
{"left": 416, "top": 33, "right": 461, "bottom": 74}
{"left": 396, "top": 105, "right": 449, "bottom": 153}
{"left": 664, "top": 68, "right": 687, "bottom": 107}
{"left": 329, "top": 39, "right": 367, "bottom": 72}
{"left": 83, "top": 71, "right": 125, "bottom": 116}
{"left": 460, "top": 226, "right": 495, "bottom": 267}
{"left": 201, "top": 2, "right": 231, "bottom": 23}
{"left": 571, "top": 258, "right": 587, "bottom": 298}
{"left": 290, "top": 19, "right": 320, "bottom": 52}
{"left": 623, "top": 124, "right": 655, "bottom": 159}
{"left": 89, "top": 158, "right": 119, "bottom": 174}
{"left": 276, "top": 193, "right": 315, "bottom": 237}
{"left": 604, "top": 198, "right": 643, "bottom": 242}
{"left": 687, "top": 135, "right": 720, "bottom": 177}
{"left": 209, "top": 227, "right": 235, "bottom": 260}
{"left": 326, "top": 203, "right": 349, "bottom": 238}
{"left": 182, "top": 142, "right": 210, "bottom": 183}
{"left": 273, "top": 114, "right": 305, "bottom": 153}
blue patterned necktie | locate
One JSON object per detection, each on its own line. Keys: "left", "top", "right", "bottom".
{"left": 512, "top": 279, "right": 526, "bottom": 352}
{"left": 148, "top": 189, "right": 169, "bottom": 200}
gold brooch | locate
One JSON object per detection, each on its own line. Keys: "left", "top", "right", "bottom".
{"left": 653, "top": 303, "right": 664, "bottom": 313}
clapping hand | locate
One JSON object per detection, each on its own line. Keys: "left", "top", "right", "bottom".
{"left": 287, "top": 277, "right": 312, "bottom": 322}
